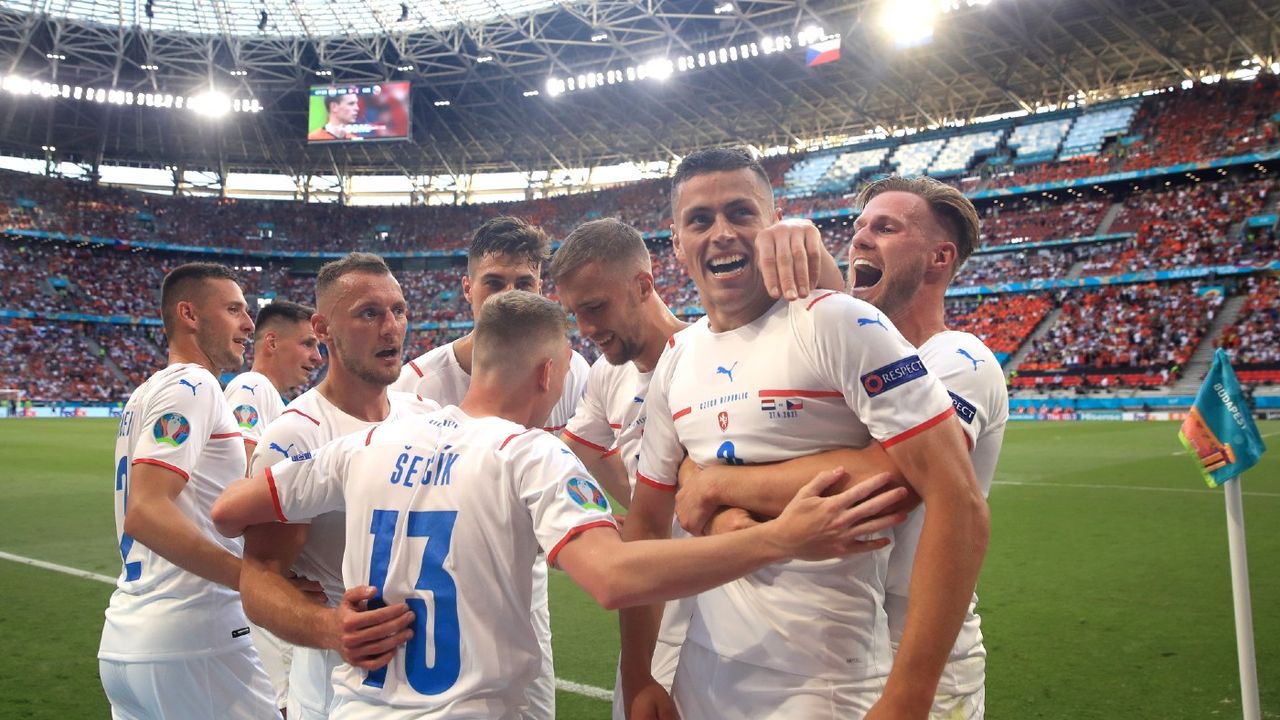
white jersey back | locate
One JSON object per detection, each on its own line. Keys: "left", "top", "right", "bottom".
{"left": 265, "top": 407, "right": 617, "bottom": 719}
{"left": 393, "top": 341, "right": 590, "bottom": 432}
{"left": 223, "top": 370, "right": 286, "bottom": 447}
{"left": 885, "top": 330, "right": 1008, "bottom": 691}
{"left": 249, "top": 387, "right": 439, "bottom": 603}
{"left": 101, "top": 363, "right": 251, "bottom": 661}
{"left": 637, "top": 293, "right": 955, "bottom": 681}
{"left": 563, "top": 357, "right": 652, "bottom": 485}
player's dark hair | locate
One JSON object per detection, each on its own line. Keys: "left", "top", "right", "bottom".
{"left": 549, "top": 218, "right": 650, "bottom": 282}
{"left": 315, "top": 252, "right": 392, "bottom": 306}
{"left": 473, "top": 290, "right": 568, "bottom": 372}
{"left": 160, "top": 263, "right": 240, "bottom": 333}
{"left": 670, "top": 146, "right": 772, "bottom": 211}
{"left": 253, "top": 300, "right": 315, "bottom": 340}
{"left": 467, "top": 216, "right": 551, "bottom": 276}
{"left": 855, "top": 175, "right": 981, "bottom": 277}
{"left": 324, "top": 93, "right": 355, "bottom": 112}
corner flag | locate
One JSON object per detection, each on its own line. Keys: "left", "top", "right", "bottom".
{"left": 1178, "top": 348, "right": 1267, "bottom": 720}
{"left": 1178, "top": 348, "right": 1267, "bottom": 487}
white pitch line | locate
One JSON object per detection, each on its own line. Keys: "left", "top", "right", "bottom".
{"left": 0, "top": 549, "right": 617, "bottom": 703}
{"left": 992, "top": 480, "right": 1280, "bottom": 498}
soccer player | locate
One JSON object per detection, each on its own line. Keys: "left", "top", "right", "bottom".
{"left": 392, "top": 215, "right": 589, "bottom": 718}
{"left": 308, "top": 93, "right": 359, "bottom": 141}
{"left": 620, "top": 147, "right": 990, "bottom": 720}
{"left": 99, "top": 262, "right": 277, "bottom": 719}
{"left": 224, "top": 300, "right": 323, "bottom": 464}
{"left": 212, "top": 290, "right": 910, "bottom": 720}
{"left": 678, "top": 175, "right": 1009, "bottom": 718}
{"left": 223, "top": 299, "right": 323, "bottom": 714}
{"left": 548, "top": 218, "right": 690, "bottom": 719}
{"left": 241, "top": 253, "right": 437, "bottom": 720}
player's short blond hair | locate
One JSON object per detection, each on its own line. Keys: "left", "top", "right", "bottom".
{"left": 473, "top": 290, "right": 569, "bottom": 373}
{"left": 548, "top": 218, "right": 650, "bottom": 283}
{"left": 314, "top": 252, "right": 392, "bottom": 309}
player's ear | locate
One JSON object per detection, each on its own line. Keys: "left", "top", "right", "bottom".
{"left": 461, "top": 275, "right": 473, "bottom": 304}
{"left": 635, "top": 270, "right": 654, "bottom": 300}
{"left": 671, "top": 228, "right": 686, "bottom": 264}
{"left": 177, "top": 300, "right": 197, "bottom": 328}
{"left": 537, "top": 357, "right": 554, "bottom": 393}
{"left": 311, "top": 313, "right": 331, "bottom": 343}
{"left": 933, "top": 241, "right": 957, "bottom": 270}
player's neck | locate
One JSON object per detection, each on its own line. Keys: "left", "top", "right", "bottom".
{"left": 704, "top": 292, "right": 775, "bottom": 334}
{"left": 249, "top": 361, "right": 286, "bottom": 396}
{"left": 316, "top": 368, "right": 390, "bottom": 422}
{"left": 168, "top": 341, "right": 217, "bottom": 377}
{"left": 459, "top": 380, "right": 540, "bottom": 428}
{"left": 635, "top": 302, "right": 689, "bottom": 373}
{"left": 451, "top": 335, "right": 475, "bottom": 375}
{"left": 888, "top": 293, "right": 947, "bottom": 347}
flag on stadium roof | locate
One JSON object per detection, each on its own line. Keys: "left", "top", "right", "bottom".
{"left": 805, "top": 37, "right": 841, "bottom": 67}
{"left": 1177, "top": 348, "right": 1267, "bottom": 488}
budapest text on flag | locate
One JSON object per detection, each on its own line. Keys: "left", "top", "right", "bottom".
{"left": 1178, "top": 348, "right": 1267, "bottom": 487}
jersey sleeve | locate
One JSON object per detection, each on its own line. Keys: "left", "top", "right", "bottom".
{"left": 132, "top": 369, "right": 226, "bottom": 481}
{"left": 509, "top": 434, "right": 618, "bottom": 567}
{"left": 562, "top": 359, "right": 615, "bottom": 455}
{"left": 223, "top": 380, "right": 268, "bottom": 445}
{"left": 264, "top": 433, "right": 359, "bottom": 523}
{"left": 797, "top": 293, "right": 954, "bottom": 447}
{"left": 634, "top": 344, "right": 683, "bottom": 491}
{"left": 922, "top": 337, "right": 1006, "bottom": 449}
{"left": 249, "top": 411, "right": 321, "bottom": 478}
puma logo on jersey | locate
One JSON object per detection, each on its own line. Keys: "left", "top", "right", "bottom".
{"left": 857, "top": 314, "right": 887, "bottom": 331}
{"left": 269, "top": 442, "right": 297, "bottom": 459}
{"left": 957, "top": 348, "right": 985, "bottom": 371}
{"left": 241, "top": 384, "right": 257, "bottom": 394}
{"left": 178, "top": 379, "right": 202, "bottom": 395}
{"left": 716, "top": 362, "right": 738, "bottom": 382}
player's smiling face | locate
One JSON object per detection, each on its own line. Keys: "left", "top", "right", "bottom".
{"left": 194, "top": 278, "right": 254, "bottom": 373}
{"left": 275, "top": 320, "right": 324, "bottom": 391}
{"left": 323, "top": 271, "right": 408, "bottom": 387}
{"left": 671, "top": 168, "right": 780, "bottom": 331}
{"left": 463, "top": 253, "right": 541, "bottom": 318}
{"left": 849, "top": 191, "right": 939, "bottom": 320}
{"left": 555, "top": 260, "right": 646, "bottom": 366}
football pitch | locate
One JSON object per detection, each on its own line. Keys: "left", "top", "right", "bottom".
{"left": 1, "top": 418, "right": 1277, "bottom": 719}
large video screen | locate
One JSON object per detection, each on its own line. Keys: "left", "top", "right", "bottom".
{"left": 307, "top": 82, "right": 411, "bottom": 143}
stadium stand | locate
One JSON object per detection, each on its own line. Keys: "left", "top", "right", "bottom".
{"left": 929, "top": 128, "right": 1006, "bottom": 176}
{"left": 1217, "top": 274, "right": 1280, "bottom": 384}
{"left": 1006, "top": 116, "right": 1073, "bottom": 165}
{"left": 980, "top": 198, "right": 1107, "bottom": 246}
{"left": 889, "top": 136, "right": 948, "bottom": 177}
{"left": 1057, "top": 101, "right": 1140, "bottom": 160}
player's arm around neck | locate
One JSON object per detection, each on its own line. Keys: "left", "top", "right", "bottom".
{"left": 876, "top": 415, "right": 990, "bottom": 719}
{"left": 124, "top": 463, "right": 242, "bottom": 590}
{"left": 675, "top": 442, "right": 902, "bottom": 535}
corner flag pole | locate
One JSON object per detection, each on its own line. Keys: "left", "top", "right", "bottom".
{"left": 1223, "top": 477, "right": 1261, "bottom": 720}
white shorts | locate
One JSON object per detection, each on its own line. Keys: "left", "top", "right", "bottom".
{"left": 100, "top": 649, "right": 278, "bottom": 720}
{"left": 610, "top": 639, "right": 682, "bottom": 720}
{"left": 287, "top": 646, "right": 342, "bottom": 720}
{"left": 524, "top": 595, "right": 555, "bottom": 720}
{"left": 671, "top": 641, "right": 884, "bottom": 720}
{"left": 249, "top": 622, "right": 293, "bottom": 709}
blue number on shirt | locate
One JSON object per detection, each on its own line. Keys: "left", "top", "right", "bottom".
{"left": 716, "top": 440, "right": 745, "bottom": 466}
{"left": 115, "top": 456, "right": 141, "bottom": 582}
{"left": 362, "top": 508, "right": 461, "bottom": 695}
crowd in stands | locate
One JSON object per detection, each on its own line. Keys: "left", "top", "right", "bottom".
{"left": 979, "top": 198, "right": 1106, "bottom": 246}
{"left": 954, "top": 248, "right": 1077, "bottom": 287}
{"left": 0, "top": 321, "right": 132, "bottom": 402}
{"left": 1218, "top": 275, "right": 1279, "bottom": 366}
{"left": 984, "top": 156, "right": 1112, "bottom": 190}
{"left": 1016, "top": 282, "right": 1222, "bottom": 388}
{"left": 945, "top": 293, "right": 1053, "bottom": 357}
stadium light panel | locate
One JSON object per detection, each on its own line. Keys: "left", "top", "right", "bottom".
{"left": 475, "top": 55, "right": 494, "bottom": 63}
{"left": 714, "top": 2, "right": 735, "bottom": 14}
{"left": 189, "top": 90, "right": 231, "bottom": 117}
{"left": 880, "top": 0, "right": 936, "bottom": 49}
{"left": 522, "top": 90, "right": 539, "bottom": 97}
{"left": 590, "top": 32, "right": 608, "bottom": 42}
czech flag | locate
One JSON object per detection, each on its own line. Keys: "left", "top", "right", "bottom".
{"left": 806, "top": 37, "right": 841, "bottom": 67}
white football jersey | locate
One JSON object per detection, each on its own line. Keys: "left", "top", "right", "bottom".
{"left": 248, "top": 387, "right": 439, "bottom": 603}
{"left": 563, "top": 357, "right": 652, "bottom": 485}
{"left": 637, "top": 293, "right": 955, "bottom": 681}
{"left": 100, "top": 363, "right": 252, "bottom": 661}
{"left": 885, "top": 330, "right": 1008, "bottom": 693}
{"left": 393, "top": 341, "right": 590, "bottom": 433}
{"left": 265, "top": 406, "right": 618, "bottom": 719}
{"left": 223, "top": 371, "right": 286, "bottom": 447}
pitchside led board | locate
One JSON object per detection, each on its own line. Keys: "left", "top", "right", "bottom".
{"left": 307, "top": 82, "right": 411, "bottom": 144}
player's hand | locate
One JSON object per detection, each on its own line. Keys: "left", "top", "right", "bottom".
{"left": 756, "top": 218, "right": 825, "bottom": 300}
{"left": 703, "top": 507, "right": 760, "bottom": 536}
{"left": 285, "top": 571, "right": 327, "bottom": 605}
{"left": 628, "top": 679, "right": 679, "bottom": 720}
{"left": 772, "top": 469, "right": 909, "bottom": 561}
{"left": 674, "top": 458, "right": 719, "bottom": 535}
{"left": 336, "top": 585, "right": 414, "bottom": 671}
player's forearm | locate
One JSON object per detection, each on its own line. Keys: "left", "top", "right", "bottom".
{"left": 816, "top": 247, "right": 844, "bottom": 291}
{"left": 617, "top": 484, "right": 675, "bottom": 702}
{"left": 124, "top": 498, "right": 241, "bottom": 589}
{"left": 579, "top": 452, "right": 632, "bottom": 511}
{"left": 712, "top": 446, "right": 897, "bottom": 517}
{"left": 240, "top": 559, "right": 339, "bottom": 650}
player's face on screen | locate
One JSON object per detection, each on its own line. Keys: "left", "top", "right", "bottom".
{"left": 323, "top": 272, "right": 408, "bottom": 387}
{"left": 193, "top": 278, "right": 254, "bottom": 372}
{"left": 463, "top": 254, "right": 541, "bottom": 317}
{"left": 555, "top": 261, "right": 646, "bottom": 366}
{"left": 332, "top": 94, "right": 359, "bottom": 124}
{"left": 274, "top": 320, "right": 324, "bottom": 390}
{"left": 671, "top": 168, "right": 778, "bottom": 323}
{"left": 849, "top": 191, "right": 935, "bottom": 319}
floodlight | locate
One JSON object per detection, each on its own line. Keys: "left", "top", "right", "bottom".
{"left": 189, "top": 90, "right": 232, "bottom": 117}
{"left": 879, "top": 0, "right": 936, "bottom": 49}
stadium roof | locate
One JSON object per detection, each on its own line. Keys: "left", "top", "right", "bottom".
{"left": 0, "top": 0, "right": 1277, "bottom": 180}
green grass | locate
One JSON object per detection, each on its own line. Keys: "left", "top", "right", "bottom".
{"left": 1, "top": 418, "right": 1277, "bottom": 718}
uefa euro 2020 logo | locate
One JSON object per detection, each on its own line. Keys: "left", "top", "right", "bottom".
{"left": 566, "top": 477, "right": 610, "bottom": 513}
{"left": 234, "top": 404, "right": 260, "bottom": 430}
{"left": 153, "top": 412, "right": 191, "bottom": 447}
